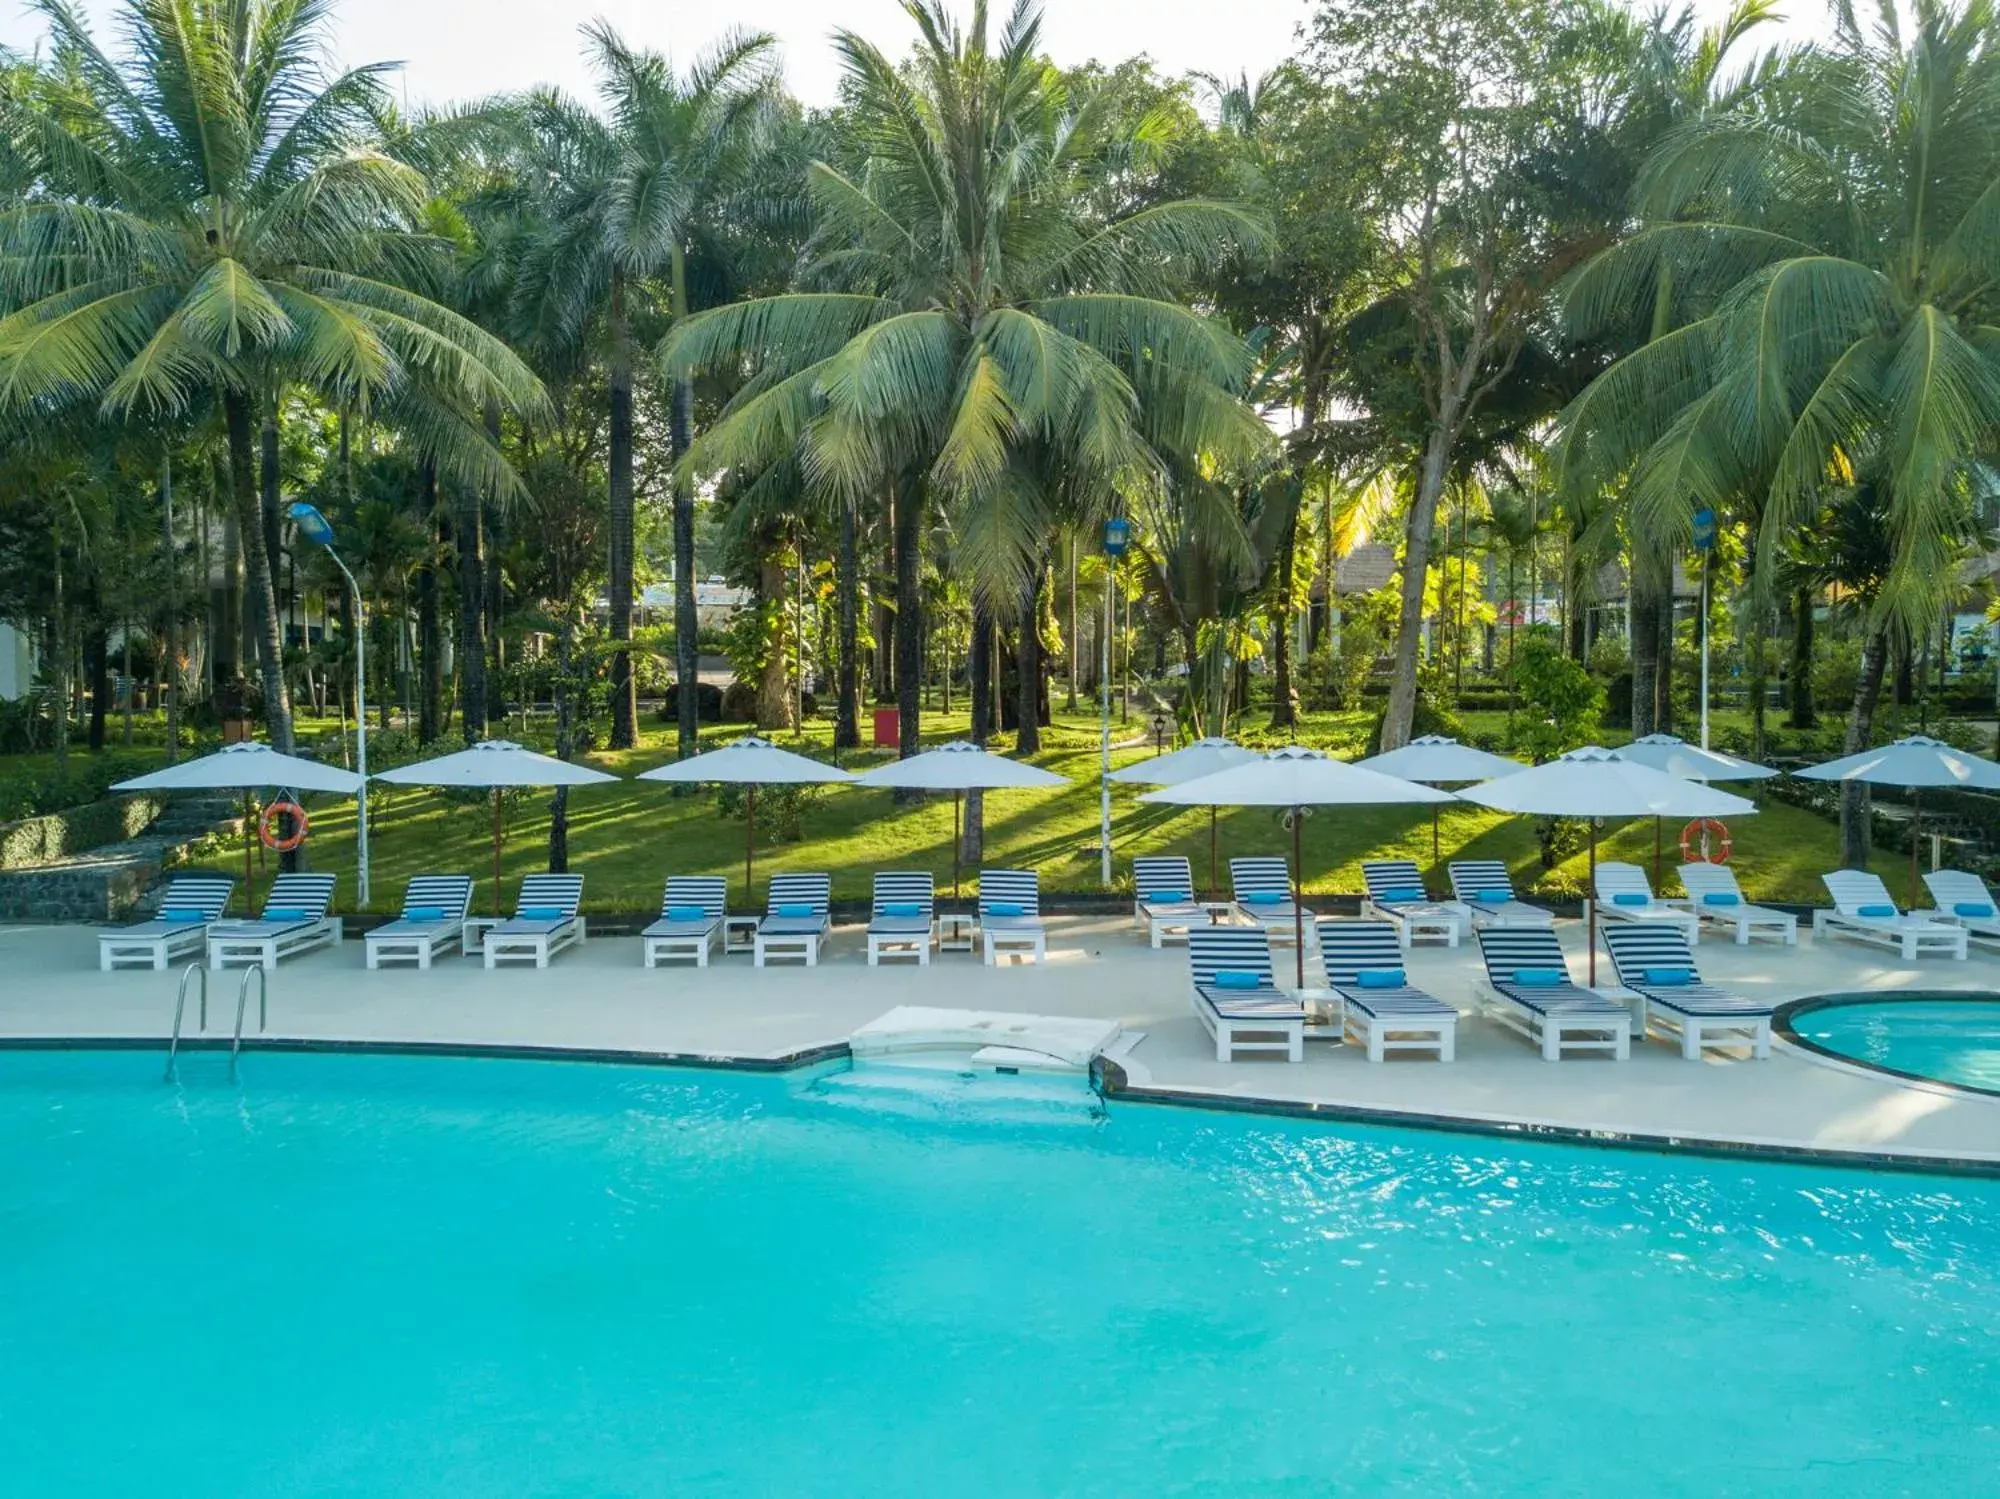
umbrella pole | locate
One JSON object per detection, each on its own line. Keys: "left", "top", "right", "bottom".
{"left": 746, "top": 783, "right": 757, "bottom": 907}
{"left": 953, "top": 790, "right": 962, "bottom": 907}
{"left": 1909, "top": 788, "right": 1922, "bottom": 909}
{"left": 491, "top": 788, "right": 503, "bottom": 916}
{"left": 1432, "top": 803, "right": 1440, "bottom": 864}
{"left": 1653, "top": 815, "right": 1662, "bottom": 891}
{"left": 1209, "top": 804, "right": 1219, "bottom": 902}
{"left": 1587, "top": 822, "right": 1598, "bottom": 987}
{"left": 1292, "top": 806, "right": 1306, "bottom": 991}
{"left": 242, "top": 792, "right": 254, "bottom": 907}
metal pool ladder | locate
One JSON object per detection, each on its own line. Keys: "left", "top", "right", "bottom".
{"left": 163, "top": 964, "right": 268, "bottom": 1082}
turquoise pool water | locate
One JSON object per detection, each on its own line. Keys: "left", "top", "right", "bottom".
{"left": 1792, "top": 996, "right": 2000, "bottom": 1095}
{"left": 2, "top": 1049, "right": 1996, "bottom": 1497}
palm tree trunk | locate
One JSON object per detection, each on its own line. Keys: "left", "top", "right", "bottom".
{"left": 416, "top": 460, "right": 442, "bottom": 744}
{"left": 756, "top": 558, "right": 794, "bottom": 732}
{"left": 1269, "top": 520, "right": 1299, "bottom": 730}
{"left": 964, "top": 595, "right": 992, "bottom": 868}
{"left": 485, "top": 502, "right": 505, "bottom": 726}
{"left": 1654, "top": 585, "right": 1676, "bottom": 733}
{"left": 85, "top": 619, "right": 108, "bottom": 752}
{"left": 1383, "top": 417, "right": 1457, "bottom": 750}
{"left": 1630, "top": 559, "right": 1659, "bottom": 737}
{"left": 893, "top": 475, "right": 923, "bottom": 757}
{"left": 606, "top": 273, "right": 638, "bottom": 750}
{"left": 458, "top": 407, "right": 494, "bottom": 744}
{"left": 668, "top": 246, "right": 701, "bottom": 761}
{"left": 1016, "top": 564, "right": 1044, "bottom": 754}
{"left": 1839, "top": 625, "right": 1891, "bottom": 867}
{"left": 834, "top": 503, "right": 860, "bottom": 750}
{"left": 224, "top": 389, "right": 294, "bottom": 751}
{"left": 161, "top": 452, "right": 180, "bottom": 763}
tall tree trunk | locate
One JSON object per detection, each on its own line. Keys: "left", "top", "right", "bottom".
{"left": 668, "top": 246, "right": 701, "bottom": 762}
{"left": 1016, "top": 564, "right": 1044, "bottom": 754}
{"left": 1839, "top": 625, "right": 1891, "bottom": 867}
{"left": 485, "top": 501, "right": 505, "bottom": 727}
{"left": 1383, "top": 415, "right": 1458, "bottom": 750}
{"left": 458, "top": 407, "right": 494, "bottom": 744}
{"left": 606, "top": 273, "right": 638, "bottom": 750}
{"left": 161, "top": 452, "right": 181, "bottom": 762}
{"left": 416, "top": 460, "right": 442, "bottom": 743}
{"left": 963, "top": 595, "right": 993, "bottom": 867}
{"left": 1654, "top": 584, "right": 1676, "bottom": 733}
{"left": 755, "top": 557, "right": 795, "bottom": 732}
{"left": 1630, "top": 561, "right": 1659, "bottom": 737}
{"left": 224, "top": 389, "right": 293, "bottom": 751}
{"left": 48, "top": 539, "right": 66, "bottom": 771}
{"left": 893, "top": 476, "right": 923, "bottom": 757}
{"left": 259, "top": 397, "right": 282, "bottom": 615}
{"left": 834, "top": 503, "right": 860, "bottom": 750}
{"left": 85, "top": 619, "right": 108, "bottom": 752}
{"left": 1788, "top": 587, "right": 1817, "bottom": 727}
{"left": 1269, "top": 520, "right": 1299, "bottom": 730}
{"left": 1065, "top": 534, "right": 1079, "bottom": 712}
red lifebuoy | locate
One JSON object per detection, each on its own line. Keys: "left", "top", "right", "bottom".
{"left": 1679, "top": 817, "right": 1731, "bottom": 863}
{"left": 258, "top": 798, "right": 309, "bottom": 852}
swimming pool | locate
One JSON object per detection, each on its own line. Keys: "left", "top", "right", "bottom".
{"left": 3, "top": 1048, "right": 1995, "bottom": 1496}
{"left": 1787, "top": 994, "right": 2000, "bottom": 1095}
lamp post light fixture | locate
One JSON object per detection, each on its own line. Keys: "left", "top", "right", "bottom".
{"left": 288, "top": 503, "right": 369, "bottom": 907}
{"left": 1099, "top": 516, "right": 1131, "bottom": 886}
{"left": 1151, "top": 710, "right": 1169, "bottom": 755}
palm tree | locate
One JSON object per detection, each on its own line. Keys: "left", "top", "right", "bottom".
{"left": 0, "top": 0, "right": 543, "bottom": 751}
{"left": 1559, "top": 0, "right": 2000, "bottom": 861}
{"left": 661, "top": 0, "right": 1269, "bottom": 763}
{"left": 510, "top": 24, "right": 781, "bottom": 753}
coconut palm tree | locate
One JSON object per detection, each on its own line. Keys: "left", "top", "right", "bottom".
{"left": 0, "top": 0, "right": 543, "bottom": 751}
{"left": 660, "top": 0, "right": 1270, "bottom": 760}
{"left": 1559, "top": 0, "right": 2000, "bottom": 860}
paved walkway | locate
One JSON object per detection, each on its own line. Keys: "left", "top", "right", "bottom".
{"left": 4, "top": 916, "right": 1997, "bottom": 1170}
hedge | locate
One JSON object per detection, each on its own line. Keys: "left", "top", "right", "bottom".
{"left": 0, "top": 792, "right": 168, "bottom": 871}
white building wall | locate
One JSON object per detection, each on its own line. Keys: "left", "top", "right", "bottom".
{"left": 0, "top": 621, "right": 33, "bottom": 700}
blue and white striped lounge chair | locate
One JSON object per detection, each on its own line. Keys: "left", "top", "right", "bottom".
{"left": 99, "top": 875, "right": 236, "bottom": 971}
{"left": 1593, "top": 861, "right": 1699, "bottom": 944}
{"left": 1186, "top": 926, "right": 1306, "bottom": 1062}
{"left": 642, "top": 876, "right": 726, "bottom": 968}
{"left": 1318, "top": 919, "right": 1459, "bottom": 1061}
{"left": 1813, "top": 870, "right": 1967, "bottom": 960}
{"left": 207, "top": 873, "right": 340, "bottom": 971}
{"left": 756, "top": 873, "right": 831, "bottom": 967}
{"left": 1133, "top": 855, "right": 1204, "bottom": 948}
{"left": 365, "top": 874, "right": 474, "bottom": 969}
{"left": 1448, "top": 860, "right": 1555, "bottom": 929}
{"left": 979, "top": 869, "right": 1046, "bottom": 965}
{"left": 484, "top": 874, "right": 586, "bottom": 969}
{"left": 1920, "top": 870, "right": 2000, "bottom": 952}
{"left": 1677, "top": 862, "right": 1797, "bottom": 946}
{"left": 1599, "top": 923, "right": 1773, "bottom": 1059}
{"left": 1360, "top": 859, "right": 1468, "bottom": 948}
{"left": 1230, "top": 856, "right": 1312, "bottom": 949}
{"left": 1474, "top": 927, "right": 1632, "bottom": 1060}
{"left": 867, "top": 871, "right": 936, "bottom": 966}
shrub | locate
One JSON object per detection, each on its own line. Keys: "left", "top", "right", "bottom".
{"left": 1504, "top": 628, "right": 1602, "bottom": 762}
{"left": 714, "top": 781, "right": 824, "bottom": 842}
{"left": 660, "top": 682, "right": 724, "bottom": 722}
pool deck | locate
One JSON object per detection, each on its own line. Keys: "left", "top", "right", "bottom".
{"left": 4, "top": 916, "right": 1997, "bottom": 1171}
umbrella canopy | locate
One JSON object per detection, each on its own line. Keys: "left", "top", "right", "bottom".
{"left": 373, "top": 740, "right": 618, "bottom": 914}
{"left": 1106, "top": 737, "right": 1260, "bottom": 900}
{"left": 113, "top": 741, "right": 363, "bottom": 794}
{"left": 1797, "top": 735, "right": 2000, "bottom": 905}
{"left": 850, "top": 741, "right": 1068, "bottom": 902}
{"left": 1353, "top": 734, "right": 1523, "bottom": 784}
{"left": 638, "top": 736, "right": 852, "bottom": 898}
{"left": 1461, "top": 746, "right": 1756, "bottom": 982}
{"left": 1609, "top": 733, "right": 1777, "bottom": 782}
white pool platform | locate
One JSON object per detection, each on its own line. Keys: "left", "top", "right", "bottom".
{"left": 850, "top": 1006, "right": 1122, "bottom": 1071}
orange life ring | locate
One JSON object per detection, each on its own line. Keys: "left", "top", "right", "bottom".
{"left": 1679, "top": 817, "right": 1731, "bottom": 864}
{"left": 258, "top": 798, "right": 309, "bottom": 852}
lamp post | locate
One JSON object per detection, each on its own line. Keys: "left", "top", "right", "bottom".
{"left": 1692, "top": 506, "right": 1717, "bottom": 751}
{"left": 1100, "top": 515, "right": 1131, "bottom": 887}
{"left": 1151, "top": 710, "right": 1169, "bottom": 755}
{"left": 289, "top": 503, "right": 369, "bottom": 907}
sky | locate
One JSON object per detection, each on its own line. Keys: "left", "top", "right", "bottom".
{"left": 0, "top": 0, "right": 1815, "bottom": 114}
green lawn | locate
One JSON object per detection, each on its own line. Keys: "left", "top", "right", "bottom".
{"left": 155, "top": 706, "right": 1901, "bottom": 913}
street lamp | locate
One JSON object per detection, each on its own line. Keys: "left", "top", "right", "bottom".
{"left": 289, "top": 502, "right": 369, "bottom": 907}
{"left": 1100, "top": 515, "right": 1131, "bottom": 886}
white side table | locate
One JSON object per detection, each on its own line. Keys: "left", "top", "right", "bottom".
{"left": 723, "top": 915, "right": 760, "bottom": 955}
{"left": 937, "top": 913, "right": 976, "bottom": 953}
{"left": 1295, "top": 987, "right": 1345, "bottom": 1044}
{"left": 461, "top": 916, "right": 504, "bottom": 956}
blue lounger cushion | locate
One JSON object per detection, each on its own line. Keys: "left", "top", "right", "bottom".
{"left": 1475, "top": 889, "right": 1511, "bottom": 903}
{"left": 882, "top": 901, "right": 923, "bottom": 917}
{"left": 1148, "top": 890, "right": 1190, "bottom": 904}
{"left": 160, "top": 908, "right": 207, "bottom": 924}
{"left": 1240, "top": 891, "right": 1283, "bottom": 906}
{"left": 404, "top": 906, "right": 447, "bottom": 922}
{"left": 1354, "top": 969, "right": 1406, "bottom": 989}
{"left": 1611, "top": 892, "right": 1648, "bottom": 906}
{"left": 776, "top": 903, "right": 815, "bottom": 918}
{"left": 986, "top": 901, "right": 1024, "bottom": 917}
{"left": 260, "top": 908, "right": 308, "bottom": 922}
{"left": 1701, "top": 892, "right": 1741, "bottom": 907}
{"left": 519, "top": 906, "right": 566, "bottom": 921}
{"left": 1642, "top": 967, "right": 1694, "bottom": 985}
{"left": 1211, "top": 969, "right": 1262, "bottom": 990}
{"left": 1857, "top": 903, "right": 1896, "bottom": 918}
{"left": 1956, "top": 902, "right": 1996, "bottom": 918}
{"left": 1511, "top": 967, "right": 1566, "bottom": 986}
{"left": 665, "top": 905, "right": 707, "bottom": 921}
{"left": 1382, "top": 887, "right": 1426, "bottom": 903}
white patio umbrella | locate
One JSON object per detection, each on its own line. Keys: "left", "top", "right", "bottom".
{"left": 1610, "top": 733, "right": 1777, "bottom": 883}
{"left": 1106, "top": 737, "right": 1261, "bottom": 898}
{"left": 1796, "top": 735, "right": 2000, "bottom": 906}
{"left": 1460, "top": 746, "right": 1758, "bottom": 983}
{"left": 1141, "top": 745, "right": 1457, "bottom": 987}
{"left": 372, "top": 740, "right": 619, "bottom": 914}
{"left": 848, "top": 740, "right": 1069, "bottom": 903}
{"left": 638, "top": 736, "right": 853, "bottom": 901}
{"left": 1354, "top": 734, "right": 1524, "bottom": 864}
{"left": 115, "top": 741, "right": 364, "bottom": 899}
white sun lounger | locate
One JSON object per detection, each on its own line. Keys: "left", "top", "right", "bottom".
{"left": 1229, "top": 856, "right": 1312, "bottom": 947}
{"left": 1318, "top": 919, "right": 1458, "bottom": 1061}
{"left": 1448, "top": 860, "right": 1555, "bottom": 929}
{"left": 978, "top": 869, "right": 1046, "bottom": 965}
{"left": 1675, "top": 862, "right": 1797, "bottom": 945}
{"left": 1813, "top": 870, "right": 1967, "bottom": 960}
{"left": 364, "top": 875, "right": 474, "bottom": 969}
{"left": 1132, "top": 855, "right": 1204, "bottom": 948}
{"left": 642, "top": 876, "right": 726, "bottom": 967}
{"left": 484, "top": 874, "right": 586, "bottom": 969}
{"left": 755, "top": 873, "right": 831, "bottom": 967}
{"left": 867, "top": 871, "right": 936, "bottom": 965}
{"left": 98, "top": 875, "right": 236, "bottom": 971}
{"left": 1474, "top": 927, "right": 1632, "bottom": 1060}
{"left": 1599, "top": 923, "right": 1773, "bottom": 1059}
{"left": 1186, "top": 926, "right": 1306, "bottom": 1062}
{"left": 1360, "top": 858, "right": 1468, "bottom": 948}
{"left": 1920, "top": 870, "right": 2000, "bottom": 951}
{"left": 206, "top": 873, "right": 340, "bottom": 971}
{"left": 1593, "top": 861, "right": 1700, "bottom": 944}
